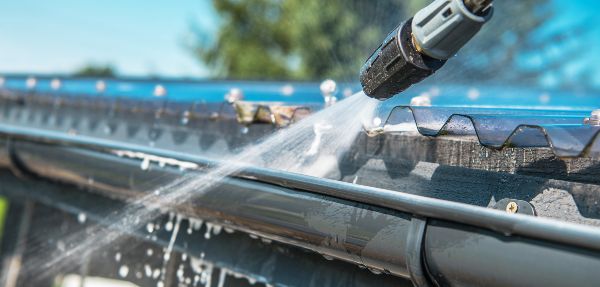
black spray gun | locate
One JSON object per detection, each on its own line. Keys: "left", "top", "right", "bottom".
{"left": 360, "top": 0, "right": 494, "bottom": 100}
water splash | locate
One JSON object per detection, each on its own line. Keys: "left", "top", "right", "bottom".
{"left": 29, "top": 93, "right": 379, "bottom": 278}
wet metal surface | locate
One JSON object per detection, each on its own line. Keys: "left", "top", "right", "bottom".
{"left": 377, "top": 106, "right": 600, "bottom": 158}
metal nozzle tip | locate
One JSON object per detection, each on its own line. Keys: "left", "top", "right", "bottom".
{"left": 463, "top": 0, "right": 493, "bottom": 15}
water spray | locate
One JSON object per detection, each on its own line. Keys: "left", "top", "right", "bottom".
{"left": 360, "top": 0, "right": 494, "bottom": 100}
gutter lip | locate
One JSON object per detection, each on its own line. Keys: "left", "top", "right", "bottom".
{"left": 1, "top": 123, "right": 600, "bottom": 252}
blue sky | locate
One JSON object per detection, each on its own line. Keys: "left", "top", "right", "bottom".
{"left": 0, "top": 0, "right": 218, "bottom": 77}
{"left": 0, "top": 0, "right": 598, "bottom": 82}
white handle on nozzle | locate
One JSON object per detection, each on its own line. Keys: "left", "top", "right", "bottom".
{"left": 412, "top": 0, "right": 493, "bottom": 60}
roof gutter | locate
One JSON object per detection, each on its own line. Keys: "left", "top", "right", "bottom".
{"left": 1, "top": 124, "right": 600, "bottom": 286}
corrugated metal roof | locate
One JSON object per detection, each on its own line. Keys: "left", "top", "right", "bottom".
{"left": 2, "top": 76, "right": 600, "bottom": 158}
{"left": 377, "top": 106, "right": 600, "bottom": 158}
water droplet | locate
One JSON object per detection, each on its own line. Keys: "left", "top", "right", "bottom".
{"left": 181, "top": 114, "right": 190, "bottom": 125}
{"left": 119, "top": 265, "right": 129, "bottom": 277}
{"left": 115, "top": 252, "right": 122, "bottom": 262}
{"left": 147, "top": 248, "right": 154, "bottom": 256}
{"left": 372, "top": 117, "right": 382, "bottom": 126}
{"left": 144, "top": 264, "right": 152, "bottom": 277}
{"left": 146, "top": 223, "right": 155, "bottom": 233}
{"left": 153, "top": 268, "right": 161, "bottom": 279}
{"left": 204, "top": 223, "right": 213, "bottom": 239}
{"left": 212, "top": 224, "right": 222, "bottom": 235}
{"left": 368, "top": 268, "right": 382, "bottom": 275}
{"left": 241, "top": 126, "right": 249, "bottom": 134}
{"left": 182, "top": 253, "right": 188, "bottom": 261}
{"left": 141, "top": 158, "right": 150, "bottom": 171}
{"left": 165, "top": 221, "right": 174, "bottom": 232}
{"left": 77, "top": 213, "right": 87, "bottom": 223}
{"left": 157, "top": 281, "right": 164, "bottom": 287}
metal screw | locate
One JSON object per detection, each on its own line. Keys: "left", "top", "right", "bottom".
{"left": 506, "top": 202, "right": 518, "bottom": 214}
{"left": 584, "top": 110, "right": 600, "bottom": 126}
{"left": 225, "top": 88, "right": 244, "bottom": 104}
{"left": 320, "top": 79, "right": 337, "bottom": 107}
{"left": 26, "top": 77, "right": 37, "bottom": 90}
{"left": 96, "top": 80, "right": 107, "bottom": 93}
{"left": 153, "top": 84, "right": 167, "bottom": 97}
{"left": 50, "top": 78, "right": 62, "bottom": 91}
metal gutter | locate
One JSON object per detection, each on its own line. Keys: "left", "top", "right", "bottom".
{"left": 0, "top": 171, "right": 410, "bottom": 287}
{"left": 1, "top": 124, "right": 600, "bottom": 286}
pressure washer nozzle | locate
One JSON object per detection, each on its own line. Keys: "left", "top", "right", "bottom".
{"left": 360, "top": 0, "right": 493, "bottom": 100}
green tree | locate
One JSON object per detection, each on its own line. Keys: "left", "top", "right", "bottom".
{"left": 194, "top": 0, "right": 410, "bottom": 81}
{"left": 73, "top": 64, "right": 117, "bottom": 78}
{"left": 195, "top": 0, "right": 561, "bottom": 85}
{"left": 193, "top": 0, "right": 294, "bottom": 80}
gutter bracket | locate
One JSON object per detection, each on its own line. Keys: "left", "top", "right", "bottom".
{"left": 406, "top": 216, "right": 433, "bottom": 287}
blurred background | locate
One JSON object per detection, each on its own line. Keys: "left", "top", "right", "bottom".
{"left": 0, "top": 0, "right": 599, "bottom": 93}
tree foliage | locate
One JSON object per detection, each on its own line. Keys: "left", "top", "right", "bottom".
{"left": 73, "top": 64, "right": 117, "bottom": 78}
{"left": 195, "top": 0, "right": 569, "bottom": 86}
{"left": 195, "top": 0, "right": 413, "bottom": 81}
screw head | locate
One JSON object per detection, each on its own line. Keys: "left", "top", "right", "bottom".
{"left": 225, "top": 88, "right": 244, "bottom": 104}
{"left": 153, "top": 84, "right": 167, "bottom": 97}
{"left": 320, "top": 79, "right": 337, "bottom": 97}
{"left": 506, "top": 202, "right": 519, "bottom": 214}
{"left": 584, "top": 110, "right": 600, "bottom": 126}
{"left": 50, "top": 78, "right": 61, "bottom": 90}
{"left": 96, "top": 80, "right": 107, "bottom": 93}
{"left": 26, "top": 77, "right": 37, "bottom": 89}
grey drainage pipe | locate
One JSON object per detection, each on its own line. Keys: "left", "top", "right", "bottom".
{"left": 1, "top": 125, "right": 600, "bottom": 286}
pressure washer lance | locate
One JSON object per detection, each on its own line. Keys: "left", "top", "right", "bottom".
{"left": 360, "top": 0, "right": 494, "bottom": 100}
